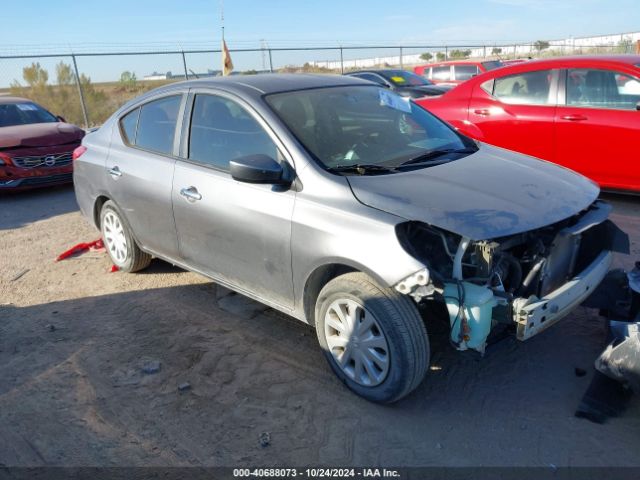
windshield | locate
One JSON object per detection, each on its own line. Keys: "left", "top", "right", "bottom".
{"left": 481, "top": 60, "right": 504, "bottom": 71}
{"left": 0, "top": 102, "right": 58, "bottom": 127}
{"left": 266, "top": 85, "right": 476, "bottom": 173}
{"left": 379, "top": 70, "right": 432, "bottom": 86}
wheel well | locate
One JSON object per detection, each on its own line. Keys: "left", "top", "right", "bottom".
{"left": 93, "top": 195, "right": 110, "bottom": 228}
{"left": 303, "top": 263, "right": 357, "bottom": 327}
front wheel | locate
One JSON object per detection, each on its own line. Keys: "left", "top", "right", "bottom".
{"left": 315, "top": 272, "right": 430, "bottom": 403}
{"left": 100, "top": 200, "right": 151, "bottom": 272}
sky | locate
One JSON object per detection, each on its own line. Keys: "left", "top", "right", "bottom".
{"left": 1, "top": 0, "right": 639, "bottom": 84}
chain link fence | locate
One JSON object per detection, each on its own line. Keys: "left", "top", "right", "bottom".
{"left": 1, "top": 40, "right": 637, "bottom": 128}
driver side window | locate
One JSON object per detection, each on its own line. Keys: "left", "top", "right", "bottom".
{"left": 188, "top": 94, "right": 278, "bottom": 171}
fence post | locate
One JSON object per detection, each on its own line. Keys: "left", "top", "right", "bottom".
{"left": 399, "top": 47, "right": 403, "bottom": 69}
{"left": 483, "top": 45, "right": 486, "bottom": 58}
{"left": 339, "top": 47, "right": 344, "bottom": 74}
{"left": 181, "top": 51, "right": 188, "bottom": 79}
{"left": 268, "top": 49, "right": 274, "bottom": 73}
{"left": 71, "top": 54, "right": 89, "bottom": 128}
{"left": 445, "top": 46, "right": 448, "bottom": 59}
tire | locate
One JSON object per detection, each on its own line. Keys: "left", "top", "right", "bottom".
{"left": 100, "top": 200, "right": 151, "bottom": 273}
{"left": 315, "top": 272, "right": 430, "bottom": 403}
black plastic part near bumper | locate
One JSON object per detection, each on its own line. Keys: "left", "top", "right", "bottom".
{"left": 576, "top": 263, "right": 640, "bottom": 423}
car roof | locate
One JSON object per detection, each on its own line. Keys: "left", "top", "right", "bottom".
{"left": 174, "top": 73, "right": 368, "bottom": 95}
{"left": 509, "top": 54, "right": 640, "bottom": 68}
{"left": 0, "top": 96, "right": 34, "bottom": 105}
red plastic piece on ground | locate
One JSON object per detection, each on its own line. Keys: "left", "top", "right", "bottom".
{"left": 109, "top": 265, "right": 119, "bottom": 273}
{"left": 55, "top": 238, "right": 104, "bottom": 262}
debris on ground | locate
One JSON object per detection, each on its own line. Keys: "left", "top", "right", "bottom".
{"left": 10, "top": 268, "right": 30, "bottom": 282}
{"left": 46, "top": 324, "right": 56, "bottom": 332}
{"left": 178, "top": 382, "right": 191, "bottom": 392}
{"left": 576, "top": 262, "right": 640, "bottom": 423}
{"left": 259, "top": 432, "right": 271, "bottom": 447}
{"left": 56, "top": 239, "right": 104, "bottom": 261}
{"left": 142, "top": 360, "right": 161, "bottom": 375}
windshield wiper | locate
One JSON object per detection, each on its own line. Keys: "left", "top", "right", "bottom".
{"left": 398, "top": 148, "right": 477, "bottom": 168}
{"left": 327, "top": 163, "right": 397, "bottom": 175}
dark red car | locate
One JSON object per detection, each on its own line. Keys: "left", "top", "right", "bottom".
{"left": 416, "top": 55, "right": 640, "bottom": 193}
{"left": 0, "top": 97, "right": 85, "bottom": 192}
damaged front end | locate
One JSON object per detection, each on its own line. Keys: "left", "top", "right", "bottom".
{"left": 395, "top": 200, "right": 630, "bottom": 354}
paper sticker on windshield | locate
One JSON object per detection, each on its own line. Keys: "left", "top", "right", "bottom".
{"left": 390, "top": 76, "right": 406, "bottom": 84}
{"left": 16, "top": 103, "right": 38, "bottom": 111}
{"left": 379, "top": 89, "right": 411, "bottom": 113}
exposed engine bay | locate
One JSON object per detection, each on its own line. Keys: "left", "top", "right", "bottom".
{"left": 395, "top": 200, "right": 630, "bottom": 354}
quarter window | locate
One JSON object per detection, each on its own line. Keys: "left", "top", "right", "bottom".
{"left": 493, "top": 70, "right": 553, "bottom": 105}
{"left": 566, "top": 68, "right": 640, "bottom": 110}
{"left": 188, "top": 94, "right": 278, "bottom": 171}
{"left": 135, "top": 95, "right": 182, "bottom": 155}
{"left": 120, "top": 108, "right": 139, "bottom": 144}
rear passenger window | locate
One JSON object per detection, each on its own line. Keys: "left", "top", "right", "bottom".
{"left": 454, "top": 65, "right": 478, "bottom": 81}
{"left": 432, "top": 66, "right": 451, "bottom": 81}
{"left": 566, "top": 68, "right": 640, "bottom": 110}
{"left": 120, "top": 108, "right": 139, "bottom": 144}
{"left": 493, "top": 70, "right": 553, "bottom": 105}
{"left": 188, "top": 94, "right": 278, "bottom": 171}
{"left": 135, "top": 95, "right": 182, "bottom": 155}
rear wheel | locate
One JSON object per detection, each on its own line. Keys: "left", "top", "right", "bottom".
{"left": 315, "top": 272, "right": 430, "bottom": 403}
{"left": 100, "top": 200, "right": 151, "bottom": 272}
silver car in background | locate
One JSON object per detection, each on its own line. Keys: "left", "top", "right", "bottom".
{"left": 74, "top": 74, "right": 628, "bottom": 403}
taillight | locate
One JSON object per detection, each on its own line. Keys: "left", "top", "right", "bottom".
{"left": 72, "top": 145, "right": 87, "bottom": 161}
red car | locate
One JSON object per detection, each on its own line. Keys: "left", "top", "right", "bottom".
{"left": 414, "top": 60, "right": 504, "bottom": 86}
{"left": 0, "top": 97, "right": 85, "bottom": 192}
{"left": 416, "top": 55, "right": 640, "bottom": 193}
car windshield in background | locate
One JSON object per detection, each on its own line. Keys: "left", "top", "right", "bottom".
{"left": 266, "top": 86, "right": 476, "bottom": 174}
{"left": 380, "top": 70, "right": 433, "bottom": 86}
{"left": 0, "top": 102, "right": 58, "bottom": 128}
{"left": 482, "top": 60, "right": 504, "bottom": 71}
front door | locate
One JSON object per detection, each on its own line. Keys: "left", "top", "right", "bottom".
{"left": 468, "top": 69, "right": 559, "bottom": 162}
{"left": 172, "top": 92, "right": 296, "bottom": 308}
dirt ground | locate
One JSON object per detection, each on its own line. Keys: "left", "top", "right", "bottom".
{"left": 0, "top": 185, "right": 639, "bottom": 468}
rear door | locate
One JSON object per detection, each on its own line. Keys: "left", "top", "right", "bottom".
{"left": 106, "top": 93, "right": 185, "bottom": 258}
{"left": 467, "top": 68, "right": 559, "bottom": 161}
{"left": 172, "top": 90, "right": 296, "bottom": 309}
{"left": 555, "top": 67, "right": 640, "bottom": 190}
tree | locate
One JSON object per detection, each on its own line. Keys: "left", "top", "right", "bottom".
{"left": 491, "top": 47, "right": 503, "bottom": 55}
{"left": 420, "top": 52, "right": 433, "bottom": 62}
{"left": 120, "top": 71, "right": 138, "bottom": 90}
{"left": 436, "top": 52, "right": 446, "bottom": 62}
{"left": 449, "top": 49, "right": 471, "bottom": 59}
{"left": 534, "top": 40, "right": 550, "bottom": 52}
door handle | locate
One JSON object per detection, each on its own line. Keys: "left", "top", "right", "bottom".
{"left": 108, "top": 166, "right": 122, "bottom": 178}
{"left": 473, "top": 108, "right": 491, "bottom": 116}
{"left": 180, "top": 186, "right": 202, "bottom": 202}
{"left": 560, "top": 114, "right": 588, "bottom": 122}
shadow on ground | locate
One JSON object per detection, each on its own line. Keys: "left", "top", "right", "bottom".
{"left": 0, "top": 184, "right": 78, "bottom": 230}
{"left": 1, "top": 281, "right": 638, "bottom": 467}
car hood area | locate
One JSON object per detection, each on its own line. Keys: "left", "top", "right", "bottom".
{"left": 0, "top": 122, "right": 84, "bottom": 149}
{"left": 347, "top": 144, "right": 600, "bottom": 240}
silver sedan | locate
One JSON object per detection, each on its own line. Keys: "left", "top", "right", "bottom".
{"left": 73, "top": 74, "right": 627, "bottom": 403}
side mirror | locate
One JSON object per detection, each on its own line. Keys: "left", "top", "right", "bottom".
{"left": 636, "top": 101, "right": 640, "bottom": 111}
{"left": 56, "top": 115, "right": 66, "bottom": 123}
{"left": 230, "top": 154, "right": 289, "bottom": 185}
